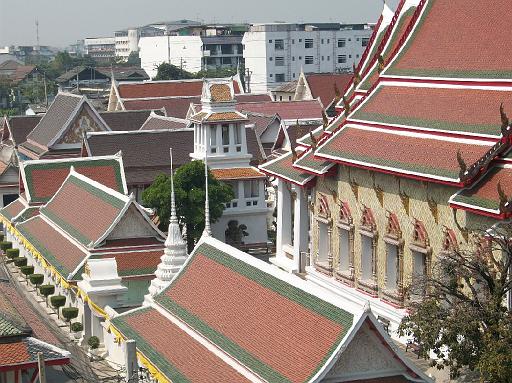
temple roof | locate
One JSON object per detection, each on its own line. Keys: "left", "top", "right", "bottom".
{"left": 303, "top": 73, "right": 352, "bottom": 108}
{"left": 211, "top": 167, "right": 265, "bottom": 180}
{"left": 139, "top": 113, "right": 188, "bottom": 131}
{"left": 237, "top": 100, "right": 323, "bottom": 121}
{"left": 294, "top": 148, "right": 334, "bottom": 175}
{"left": 450, "top": 164, "right": 512, "bottom": 218}
{"left": 122, "top": 97, "right": 200, "bottom": 119}
{"left": 384, "top": 0, "right": 512, "bottom": 80}
{"left": 1, "top": 115, "right": 41, "bottom": 146}
{"left": 20, "top": 155, "right": 127, "bottom": 205}
{"left": 99, "top": 110, "right": 159, "bottom": 131}
{"left": 259, "top": 151, "right": 315, "bottom": 186}
{"left": 351, "top": 84, "right": 512, "bottom": 137}
{"left": 315, "top": 125, "right": 492, "bottom": 184}
{"left": 113, "top": 237, "right": 355, "bottom": 382}
{"left": 88, "top": 249, "right": 164, "bottom": 277}
{"left": 0, "top": 199, "right": 27, "bottom": 221}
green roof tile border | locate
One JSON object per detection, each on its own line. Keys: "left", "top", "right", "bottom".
{"left": 111, "top": 307, "right": 191, "bottom": 383}
{"left": 24, "top": 159, "right": 124, "bottom": 204}
{"left": 154, "top": 242, "right": 353, "bottom": 383}
{"left": 260, "top": 153, "right": 313, "bottom": 185}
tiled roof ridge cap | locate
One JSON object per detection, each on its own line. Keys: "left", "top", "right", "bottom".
{"left": 21, "top": 153, "right": 123, "bottom": 167}
{"left": 26, "top": 336, "right": 71, "bottom": 358}
{"left": 87, "top": 128, "right": 192, "bottom": 138}
{"left": 147, "top": 112, "right": 188, "bottom": 123}
{"left": 121, "top": 95, "right": 200, "bottom": 101}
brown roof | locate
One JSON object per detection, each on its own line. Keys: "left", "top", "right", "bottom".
{"left": 0, "top": 60, "right": 37, "bottom": 85}
{"left": 26, "top": 93, "right": 84, "bottom": 147}
{"left": 118, "top": 79, "right": 241, "bottom": 99}
{"left": 305, "top": 73, "right": 352, "bottom": 107}
{"left": 123, "top": 97, "right": 199, "bottom": 119}
{"left": 2, "top": 115, "right": 41, "bottom": 146}
{"left": 139, "top": 115, "right": 188, "bottom": 131}
{"left": 206, "top": 112, "right": 246, "bottom": 122}
{"left": 274, "top": 80, "right": 298, "bottom": 93}
{"left": 99, "top": 110, "right": 157, "bottom": 131}
{"left": 237, "top": 100, "right": 323, "bottom": 120}
{"left": 211, "top": 167, "right": 265, "bottom": 180}
{"left": 246, "top": 112, "right": 279, "bottom": 138}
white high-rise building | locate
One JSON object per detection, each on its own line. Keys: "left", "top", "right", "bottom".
{"left": 242, "top": 23, "right": 373, "bottom": 93}
{"left": 114, "top": 28, "right": 139, "bottom": 60}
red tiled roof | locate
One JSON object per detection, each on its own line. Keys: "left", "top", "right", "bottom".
{"left": 0, "top": 341, "right": 31, "bottom": 365}
{"left": 118, "top": 79, "right": 241, "bottom": 98}
{"left": 93, "top": 249, "right": 164, "bottom": 276}
{"left": 237, "top": 100, "right": 323, "bottom": 120}
{"left": 352, "top": 85, "right": 512, "bottom": 136}
{"left": 115, "top": 308, "right": 252, "bottom": 382}
{"left": 100, "top": 237, "right": 164, "bottom": 248}
{"left": 316, "top": 126, "right": 492, "bottom": 182}
{"left": 305, "top": 73, "right": 352, "bottom": 107}
{"left": 123, "top": 97, "right": 199, "bottom": 119}
{"left": 211, "top": 167, "right": 265, "bottom": 180}
{"left": 0, "top": 199, "right": 25, "bottom": 220}
{"left": 40, "top": 174, "right": 126, "bottom": 247}
{"left": 22, "top": 157, "right": 125, "bottom": 204}
{"left": 155, "top": 242, "right": 352, "bottom": 382}
{"left": 386, "top": 0, "right": 512, "bottom": 79}
{"left": 17, "top": 216, "right": 88, "bottom": 278}
{"left": 451, "top": 165, "right": 512, "bottom": 214}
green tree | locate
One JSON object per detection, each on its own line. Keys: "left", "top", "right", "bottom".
{"left": 125, "top": 51, "right": 141, "bottom": 67}
{"left": 153, "top": 62, "right": 195, "bottom": 81}
{"left": 143, "top": 160, "right": 234, "bottom": 251}
{"left": 399, "top": 222, "right": 512, "bottom": 382}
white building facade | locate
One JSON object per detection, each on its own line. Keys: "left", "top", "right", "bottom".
{"left": 84, "top": 37, "right": 116, "bottom": 63}
{"left": 114, "top": 29, "right": 139, "bottom": 60}
{"left": 242, "top": 23, "right": 372, "bottom": 93}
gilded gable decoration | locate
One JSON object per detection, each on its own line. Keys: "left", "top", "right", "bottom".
{"left": 427, "top": 197, "right": 439, "bottom": 224}
{"left": 385, "top": 212, "right": 402, "bottom": 239}
{"left": 360, "top": 206, "right": 377, "bottom": 232}
{"left": 412, "top": 219, "right": 430, "bottom": 248}
{"left": 339, "top": 201, "right": 353, "bottom": 225}
{"left": 318, "top": 193, "right": 331, "bottom": 219}
{"left": 442, "top": 227, "right": 458, "bottom": 252}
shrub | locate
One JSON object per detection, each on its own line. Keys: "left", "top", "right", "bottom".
{"left": 0, "top": 241, "right": 12, "bottom": 252}
{"left": 71, "top": 322, "right": 83, "bottom": 332}
{"left": 20, "top": 265, "right": 33, "bottom": 276}
{"left": 15, "top": 258, "right": 28, "bottom": 268}
{"left": 62, "top": 307, "right": 79, "bottom": 331}
{"left": 50, "top": 295, "right": 66, "bottom": 318}
{"left": 0, "top": 233, "right": 4, "bottom": 242}
{"left": 39, "top": 284, "right": 55, "bottom": 306}
{"left": 29, "top": 274, "right": 44, "bottom": 288}
{"left": 88, "top": 336, "right": 100, "bottom": 350}
{"left": 5, "top": 248, "right": 19, "bottom": 259}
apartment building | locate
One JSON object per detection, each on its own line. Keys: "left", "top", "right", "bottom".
{"left": 242, "top": 23, "right": 372, "bottom": 93}
{"left": 84, "top": 37, "right": 116, "bottom": 63}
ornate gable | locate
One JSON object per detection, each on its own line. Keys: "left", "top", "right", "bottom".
{"left": 339, "top": 201, "right": 353, "bottom": 225}
{"left": 58, "top": 103, "right": 108, "bottom": 145}
{"left": 386, "top": 212, "right": 402, "bottom": 239}
{"left": 317, "top": 193, "right": 331, "bottom": 219}
{"left": 442, "top": 227, "right": 458, "bottom": 252}
{"left": 360, "top": 206, "right": 377, "bottom": 232}
{"left": 412, "top": 219, "right": 429, "bottom": 248}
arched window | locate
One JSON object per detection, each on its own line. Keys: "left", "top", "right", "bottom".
{"left": 315, "top": 194, "right": 332, "bottom": 274}
{"left": 358, "top": 206, "right": 378, "bottom": 296}
{"left": 336, "top": 201, "right": 355, "bottom": 285}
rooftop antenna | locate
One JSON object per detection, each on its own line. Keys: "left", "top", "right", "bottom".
{"left": 35, "top": 19, "right": 40, "bottom": 51}
{"left": 202, "top": 136, "right": 212, "bottom": 238}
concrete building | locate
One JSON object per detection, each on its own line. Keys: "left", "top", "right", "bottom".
{"left": 84, "top": 37, "right": 116, "bottom": 63}
{"left": 114, "top": 29, "right": 139, "bottom": 60}
{"left": 242, "top": 23, "right": 373, "bottom": 93}
{"left": 139, "top": 24, "right": 247, "bottom": 78}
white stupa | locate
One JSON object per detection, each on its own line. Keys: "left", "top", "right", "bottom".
{"left": 145, "top": 149, "right": 188, "bottom": 303}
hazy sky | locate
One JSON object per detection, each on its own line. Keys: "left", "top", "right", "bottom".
{"left": 0, "top": 0, "right": 399, "bottom": 48}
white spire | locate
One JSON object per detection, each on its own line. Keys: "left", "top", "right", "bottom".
{"left": 202, "top": 148, "right": 212, "bottom": 238}
{"left": 145, "top": 148, "right": 188, "bottom": 302}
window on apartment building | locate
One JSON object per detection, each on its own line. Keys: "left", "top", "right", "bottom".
{"left": 338, "top": 55, "right": 347, "bottom": 64}
{"left": 269, "top": 39, "right": 273, "bottom": 43}
{"left": 293, "top": 73, "right": 296, "bottom": 78}
{"left": 338, "top": 38, "right": 346, "bottom": 48}
{"left": 339, "top": 229, "right": 350, "bottom": 271}
{"left": 327, "top": 56, "right": 330, "bottom": 61}
{"left": 305, "top": 39, "right": 314, "bottom": 48}
{"left": 356, "top": 54, "right": 359, "bottom": 58}
{"left": 275, "top": 73, "right": 285, "bottom": 82}
{"left": 349, "top": 55, "right": 352, "bottom": 58}
{"left": 385, "top": 243, "right": 398, "bottom": 291}
{"left": 269, "top": 57, "right": 273, "bottom": 61}
{"left": 227, "top": 181, "right": 239, "bottom": 200}
{"left": 299, "top": 56, "right": 302, "bottom": 60}
{"left": 321, "top": 38, "right": 324, "bottom": 44}
{"left": 275, "top": 57, "right": 285, "bottom": 66}
{"left": 275, "top": 39, "right": 284, "bottom": 50}
{"left": 210, "top": 125, "right": 217, "bottom": 153}
{"left": 269, "top": 74, "right": 273, "bottom": 78}
{"left": 299, "top": 38, "right": 302, "bottom": 42}
{"left": 362, "top": 37, "right": 370, "bottom": 47}
{"left": 305, "top": 56, "right": 314, "bottom": 64}
{"left": 288, "top": 95, "right": 292, "bottom": 100}
{"left": 292, "top": 39, "right": 295, "bottom": 44}
{"left": 279, "top": 96, "right": 283, "bottom": 101}
{"left": 222, "top": 124, "right": 230, "bottom": 153}
{"left": 221, "top": 45, "right": 233, "bottom": 54}
{"left": 348, "top": 38, "right": 351, "bottom": 41}
{"left": 321, "top": 56, "right": 324, "bottom": 61}
{"left": 222, "top": 57, "right": 232, "bottom": 65}
{"left": 292, "top": 56, "right": 295, "bottom": 61}
{"left": 361, "top": 235, "right": 373, "bottom": 281}
{"left": 327, "top": 38, "right": 330, "bottom": 43}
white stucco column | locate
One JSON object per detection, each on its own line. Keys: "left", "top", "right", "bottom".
{"left": 293, "top": 188, "right": 309, "bottom": 272}
{"left": 276, "top": 179, "right": 291, "bottom": 255}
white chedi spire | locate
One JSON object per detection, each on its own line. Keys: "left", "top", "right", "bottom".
{"left": 146, "top": 149, "right": 188, "bottom": 300}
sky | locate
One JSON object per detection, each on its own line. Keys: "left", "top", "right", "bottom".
{"left": 0, "top": 0, "right": 399, "bottom": 48}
